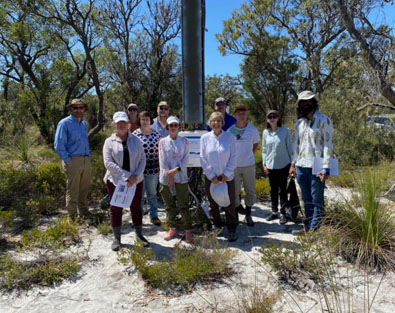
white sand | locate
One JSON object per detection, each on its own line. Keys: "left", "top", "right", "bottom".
{"left": 2, "top": 186, "right": 395, "bottom": 313}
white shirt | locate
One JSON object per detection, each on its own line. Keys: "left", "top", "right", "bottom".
{"left": 200, "top": 130, "right": 237, "bottom": 181}
{"left": 227, "top": 123, "right": 260, "bottom": 167}
{"left": 292, "top": 110, "right": 333, "bottom": 169}
{"left": 158, "top": 135, "right": 190, "bottom": 185}
{"left": 103, "top": 132, "right": 146, "bottom": 185}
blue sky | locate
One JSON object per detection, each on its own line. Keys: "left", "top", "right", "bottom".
{"left": 203, "top": 0, "right": 395, "bottom": 77}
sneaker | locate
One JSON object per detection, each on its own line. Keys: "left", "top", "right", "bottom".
{"left": 244, "top": 215, "right": 254, "bottom": 227}
{"left": 184, "top": 230, "right": 193, "bottom": 243}
{"left": 164, "top": 228, "right": 178, "bottom": 241}
{"left": 266, "top": 213, "right": 279, "bottom": 221}
{"left": 279, "top": 214, "right": 287, "bottom": 224}
{"left": 236, "top": 204, "right": 246, "bottom": 215}
{"left": 150, "top": 217, "right": 162, "bottom": 226}
{"left": 292, "top": 227, "right": 307, "bottom": 236}
{"left": 228, "top": 231, "right": 238, "bottom": 242}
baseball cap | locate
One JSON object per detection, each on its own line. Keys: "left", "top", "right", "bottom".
{"left": 215, "top": 97, "right": 226, "bottom": 105}
{"left": 210, "top": 182, "right": 230, "bottom": 207}
{"left": 113, "top": 111, "right": 129, "bottom": 123}
{"left": 127, "top": 103, "right": 138, "bottom": 110}
{"left": 266, "top": 110, "right": 279, "bottom": 117}
{"left": 166, "top": 116, "right": 180, "bottom": 125}
{"left": 234, "top": 105, "right": 248, "bottom": 113}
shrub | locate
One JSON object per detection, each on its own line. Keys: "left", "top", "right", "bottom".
{"left": 256, "top": 179, "right": 270, "bottom": 201}
{"left": 26, "top": 195, "right": 57, "bottom": 216}
{"left": 0, "top": 254, "right": 80, "bottom": 291}
{"left": 97, "top": 221, "right": 112, "bottom": 236}
{"left": 20, "top": 216, "right": 80, "bottom": 251}
{"left": 118, "top": 232, "right": 235, "bottom": 291}
{"left": 327, "top": 170, "right": 395, "bottom": 271}
{"left": 238, "top": 287, "right": 277, "bottom": 313}
{"left": 90, "top": 151, "right": 107, "bottom": 199}
{"left": 34, "top": 162, "right": 65, "bottom": 195}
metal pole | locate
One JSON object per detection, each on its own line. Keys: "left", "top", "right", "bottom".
{"left": 181, "top": 0, "right": 205, "bottom": 126}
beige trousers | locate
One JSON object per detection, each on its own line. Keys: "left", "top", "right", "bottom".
{"left": 63, "top": 156, "right": 91, "bottom": 216}
{"left": 234, "top": 165, "right": 256, "bottom": 207}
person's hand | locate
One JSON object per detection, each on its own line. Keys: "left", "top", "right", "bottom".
{"left": 316, "top": 170, "right": 328, "bottom": 183}
{"left": 211, "top": 177, "right": 220, "bottom": 184}
{"left": 127, "top": 174, "right": 138, "bottom": 187}
{"left": 67, "top": 161, "right": 72, "bottom": 168}
{"left": 263, "top": 165, "right": 269, "bottom": 175}
{"left": 167, "top": 168, "right": 178, "bottom": 177}
{"left": 168, "top": 176, "right": 175, "bottom": 187}
{"left": 221, "top": 175, "right": 229, "bottom": 183}
{"left": 289, "top": 165, "right": 296, "bottom": 178}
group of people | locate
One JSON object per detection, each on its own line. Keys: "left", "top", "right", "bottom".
{"left": 54, "top": 90, "right": 333, "bottom": 250}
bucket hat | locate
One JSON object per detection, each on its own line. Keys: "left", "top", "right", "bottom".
{"left": 210, "top": 182, "right": 230, "bottom": 207}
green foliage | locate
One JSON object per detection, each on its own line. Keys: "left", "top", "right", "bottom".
{"left": 20, "top": 216, "right": 80, "bottom": 251}
{"left": 260, "top": 230, "right": 338, "bottom": 283}
{"left": 90, "top": 151, "right": 107, "bottom": 199}
{"left": 327, "top": 170, "right": 395, "bottom": 271}
{"left": 34, "top": 162, "right": 65, "bottom": 195}
{"left": 97, "top": 221, "right": 112, "bottom": 236}
{"left": 329, "top": 171, "right": 356, "bottom": 188}
{"left": 256, "top": 179, "right": 271, "bottom": 200}
{"left": 26, "top": 195, "right": 57, "bottom": 216}
{"left": 118, "top": 232, "right": 235, "bottom": 291}
{"left": 0, "top": 254, "right": 80, "bottom": 291}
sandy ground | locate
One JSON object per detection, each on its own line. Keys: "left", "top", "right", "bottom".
{"left": 2, "top": 185, "right": 395, "bottom": 313}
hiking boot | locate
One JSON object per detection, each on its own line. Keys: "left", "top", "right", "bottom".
{"left": 266, "top": 213, "right": 279, "bottom": 221}
{"left": 244, "top": 215, "right": 254, "bottom": 227}
{"left": 150, "top": 217, "right": 162, "bottom": 226}
{"left": 164, "top": 228, "right": 178, "bottom": 241}
{"left": 135, "top": 225, "right": 150, "bottom": 247}
{"left": 111, "top": 226, "right": 121, "bottom": 251}
{"left": 228, "top": 231, "right": 238, "bottom": 242}
{"left": 236, "top": 204, "right": 246, "bottom": 215}
{"left": 279, "top": 214, "right": 287, "bottom": 225}
{"left": 184, "top": 230, "right": 193, "bottom": 243}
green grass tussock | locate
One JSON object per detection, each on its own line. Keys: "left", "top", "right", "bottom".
{"left": 118, "top": 232, "right": 235, "bottom": 291}
{"left": 256, "top": 179, "right": 271, "bottom": 201}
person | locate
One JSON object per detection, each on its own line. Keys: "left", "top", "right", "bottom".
{"left": 151, "top": 101, "right": 170, "bottom": 138}
{"left": 133, "top": 111, "right": 162, "bottom": 226}
{"left": 289, "top": 91, "right": 333, "bottom": 235}
{"left": 54, "top": 98, "right": 91, "bottom": 218}
{"left": 158, "top": 116, "right": 193, "bottom": 243}
{"left": 206, "top": 97, "right": 236, "bottom": 131}
{"left": 262, "top": 110, "right": 293, "bottom": 224}
{"left": 201, "top": 112, "right": 238, "bottom": 242}
{"left": 127, "top": 103, "right": 139, "bottom": 132}
{"left": 227, "top": 105, "right": 260, "bottom": 226}
{"left": 103, "top": 112, "right": 148, "bottom": 251}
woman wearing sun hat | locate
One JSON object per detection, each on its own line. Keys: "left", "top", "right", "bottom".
{"left": 103, "top": 111, "right": 149, "bottom": 251}
{"left": 158, "top": 116, "right": 193, "bottom": 243}
{"left": 262, "top": 110, "right": 293, "bottom": 225}
{"left": 200, "top": 111, "right": 238, "bottom": 242}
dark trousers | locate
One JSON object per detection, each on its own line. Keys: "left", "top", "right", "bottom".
{"left": 268, "top": 163, "right": 290, "bottom": 214}
{"left": 106, "top": 180, "right": 143, "bottom": 227}
{"left": 205, "top": 177, "right": 238, "bottom": 232}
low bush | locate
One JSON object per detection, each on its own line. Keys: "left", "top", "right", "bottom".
{"left": 238, "top": 287, "right": 277, "bottom": 313}
{"left": 97, "top": 221, "right": 112, "bottom": 236}
{"left": 118, "top": 232, "right": 235, "bottom": 291}
{"left": 256, "top": 179, "right": 271, "bottom": 201}
{"left": 0, "top": 254, "right": 80, "bottom": 291}
{"left": 260, "top": 230, "right": 337, "bottom": 284}
{"left": 20, "top": 216, "right": 80, "bottom": 251}
{"left": 90, "top": 151, "right": 107, "bottom": 199}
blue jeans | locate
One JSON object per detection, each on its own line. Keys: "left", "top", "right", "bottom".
{"left": 296, "top": 167, "right": 325, "bottom": 230}
{"left": 141, "top": 174, "right": 159, "bottom": 219}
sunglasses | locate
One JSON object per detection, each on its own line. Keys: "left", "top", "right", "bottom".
{"left": 168, "top": 124, "right": 179, "bottom": 128}
{"left": 159, "top": 107, "right": 169, "bottom": 111}
{"left": 128, "top": 108, "right": 138, "bottom": 112}
{"left": 268, "top": 115, "right": 278, "bottom": 119}
{"left": 236, "top": 134, "right": 242, "bottom": 140}
{"left": 72, "top": 106, "right": 85, "bottom": 110}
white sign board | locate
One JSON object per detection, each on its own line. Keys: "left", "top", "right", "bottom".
{"left": 110, "top": 181, "right": 136, "bottom": 207}
{"left": 179, "top": 130, "right": 208, "bottom": 167}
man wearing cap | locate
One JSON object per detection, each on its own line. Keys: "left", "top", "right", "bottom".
{"left": 151, "top": 101, "right": 170, "bottom": 138}
{"left": 206, "top": 97, "right": 236, "bottom": 131}
{"left": 227, "top": 105, "right": 260, "bottom": 226}
{"left": 127, "top": 103, "right": 139, "bottom": 132}
{"left": 289, "top": 91, "right": 333, "bottom": 235}
{"left": 55, "top": 98, "right": 91, "bottom": 218}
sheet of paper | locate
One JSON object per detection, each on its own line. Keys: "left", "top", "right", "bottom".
{"left": 110, "top": 181, "right": 136, "bottom": 207}
{"left": 312, "top": 157, "right": 339, "bottom": 176}
{"left": 201, "top": 201, "right": 211, "bottom": 219}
